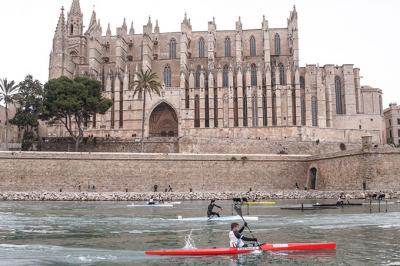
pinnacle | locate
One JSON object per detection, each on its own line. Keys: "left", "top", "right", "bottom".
{"left": 69, "top": 0, "right": 82, "bottom": 15}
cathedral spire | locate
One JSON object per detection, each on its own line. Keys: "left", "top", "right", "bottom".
{"left": 67, "top": 0, "right": 83, "bottom": 35}
{"left": 122, "top": 17, "right": 127, "bottom": 30}
{"left": 69, "top": 0, "right": 82, "bottom": 15}
{"left": 129, "top": 21, "right": 135, "bottom": 35}
{"left": 106, "top": 23, "right": 112, "bottom": 36}
{"left": 154, "top": 19, "right": 160, "bottom": 34}
{"left": 86, "top": 9, "right": 97, "bottom": 34}
{"left": 236, "top": 16, "right": 242, "bottom": 31}
{"left": 55, "top": 6, "right": 66, "bottom": 35}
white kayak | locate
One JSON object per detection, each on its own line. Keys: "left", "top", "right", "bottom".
{"left": 128, "top": 203, "right": 174, "bottom": 208}
{"left": 168, "top": 215, "right": 259, "bottom": 221}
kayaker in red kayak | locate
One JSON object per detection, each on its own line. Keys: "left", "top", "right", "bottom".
{"left": 229, "top": 222, "right": 258, "bottom": 247}
{"left": 207, "top": 199, "right": 222, "bottom": 217}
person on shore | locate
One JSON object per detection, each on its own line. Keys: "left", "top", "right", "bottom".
{"left": 168, "top": 185, "right": 173, "bottom": 192}
{"left": 229, "top": 222, "right": 258, "bottom": 247}
{"left": 207, "top": 199, "right": 222, "bottom": 217}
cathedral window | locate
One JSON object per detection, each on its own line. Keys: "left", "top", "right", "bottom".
{"left": 185, "top": 89, "right": 190, "bottom": 109}
{"left": 195, "top": 65, "right": 201, "bottom": 88}
{"left": 250, "top": 36, "right": 256, "bottom": 57}
{"left": 301, "top": 95, "right": 306, "bottom": 126}
{"left": 70, "top": 24, "right": 74, "bottom": 35}
{"left": 335, "top": 76, "right": 344, "bottom": 114}
{"left": 252, "top": 95, "right": 258, "bottom": 126}
{"left": 300, "top": 76, "right": 305, "bottom": 89}
{"left": 279, "top": 63, "right": 286, "bottom": 85}
{"left": 163, "top": 65, "right": 171, "bottom": 87}
{"left": 311, "top": 96, "right": 318, "bottom": 126}
{"left": 223, "top": 65, "right": 229, "bottom": 87}
{"left": 169, "top": 38, "right": 177, "bottom": 59}
{"left": 274, "top": 33, "right": 281, "bottom": 55}
{"left": 250, "top": 64, "right": 257, "bottom": 86}
{"left": 198, "top": 37, "right": 205, "bottom": 57}
{"left": 194, "top": 94, "right": 200, "bottom": 127}
{"left": 224, "top": 37, "right": 231, "bottom": 57}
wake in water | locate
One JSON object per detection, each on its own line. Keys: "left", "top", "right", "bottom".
{"left": 183, "top": 229, "right": 196, "bottom": 249}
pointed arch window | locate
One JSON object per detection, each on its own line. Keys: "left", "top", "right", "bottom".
{"left": 252, "top": 95, "right": 258, "bottom": 126}
{"left": 164, "top": 65, "right": 171, "bottom": 87}
{"left": 195, "top": 65, "right": 201, "bottom": 88}
{"left": 301, "top": 95, "right": 306, "bottom": 126}
{"left": 250, "top": 36, "right": 256, "bottom": 56}
{"left": 274, "top": 33, "right": 281, "bottom": 55}
{"left": 169, "top": 38, "right": 177, "bottom": 59}
{"left": 194, "top": 94, "right": 200, "bottom": 127}
{"left": 311, "top": 96, "right": 318, "bottom": 127}
{"left": 335, "top": 76, "right": 343, "bottom": 114}
{"left": 223, "top": 65, "right": 229, "bottom": 87}
{"left": 198, "top": 37, "right": 205, "bottom": 57}
{"left": 224, "top": 37, "right": 231, "bottom": 57}
{"left": 250, "top": 64, "right": 257, "bottom": 86}
{"left": 279, "top": 63, "right": 286, "bottom": 85}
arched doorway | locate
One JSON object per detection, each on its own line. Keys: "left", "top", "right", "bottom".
{"left": 309, "top": 168, "right": 317, "bottom": 190}
{"left": 149, "top": 102, "right": 178, "bottom": 137}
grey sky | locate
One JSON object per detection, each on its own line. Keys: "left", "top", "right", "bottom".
{"left": 0, "top": 0, "right": 398, "bottom": 107}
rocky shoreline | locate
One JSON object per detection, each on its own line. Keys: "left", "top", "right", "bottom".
{"left": 0, "top": 190, "right": 399, "bottom": 201}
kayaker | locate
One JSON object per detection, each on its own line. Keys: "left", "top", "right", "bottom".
{"left": 336, "top": 193, "right": 345, "bottom": 206}
{"left": 229, "top": 222, "right": 258, "bottom": 247}
{"left": 207, "top": 199, "right": 222, "bottom": 217}
{"left": 148, "top": 196, "right": 155, "bottom": 205}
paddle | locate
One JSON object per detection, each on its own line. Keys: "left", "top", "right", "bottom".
{"left": 233, "top": 202, "right": 261, "bottom": 247}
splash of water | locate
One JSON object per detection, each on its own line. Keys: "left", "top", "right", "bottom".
{"left": 183, "top": 229, "right": 196, "bottom": 249}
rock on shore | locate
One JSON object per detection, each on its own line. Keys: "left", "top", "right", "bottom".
{"left": 0, "top": 190, "right": 398, "bottom": 201}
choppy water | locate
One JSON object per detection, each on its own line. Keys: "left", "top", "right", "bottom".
{"left": 0, "top": 200, "right": 399, "bottom": 265}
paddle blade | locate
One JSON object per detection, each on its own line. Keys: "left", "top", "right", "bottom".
{"left": 233, "top": 203, "right": 243, "bottom": 217}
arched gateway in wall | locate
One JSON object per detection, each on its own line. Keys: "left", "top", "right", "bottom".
{"left": 148, "top": 102, "right": 178, "bottom": 137}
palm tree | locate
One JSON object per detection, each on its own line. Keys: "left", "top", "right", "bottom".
{"left": 129, "top": 69, "right": 162, "bottom": 152}
{"left": 0, "top": 78, "right": 19, "bottom": 150}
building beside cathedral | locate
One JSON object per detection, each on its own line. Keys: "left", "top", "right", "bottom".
{"left": 47, "top": 0, "right": 384, "bottom": 149}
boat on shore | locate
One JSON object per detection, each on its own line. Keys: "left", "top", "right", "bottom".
{"left": 241, "top": 201, "right": 276, "bottom": 205}
{"left": 312, "top": 203, "right": 362, "bottom": 207}
{"left": 145, "top": 242, "right": 336, "bottom": 256}
{"left": 168, "top": 215, "right": 259, "bottom": 221}
{"left": 281, "top": 205, "right": 338, "bottom": 210}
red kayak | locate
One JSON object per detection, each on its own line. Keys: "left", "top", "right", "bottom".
{"left": 145, "top": 242, "right": 336, "bottom": 256}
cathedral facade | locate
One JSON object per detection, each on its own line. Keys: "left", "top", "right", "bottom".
{"left": 48, "top": 0, "right": 384, "bottom": 144}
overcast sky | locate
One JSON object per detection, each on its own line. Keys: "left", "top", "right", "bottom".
{"left": 0, "top": 0, "right": 398, "bottom": 107}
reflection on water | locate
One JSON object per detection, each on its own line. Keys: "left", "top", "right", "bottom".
{"left": 0, "top": 200, "right": 399, "bottom": 265}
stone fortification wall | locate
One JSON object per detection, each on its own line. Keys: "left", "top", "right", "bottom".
{"left": 0, "top": 152, "right": 309, "bottom": 193}
{"left": 311, "top": 148, "right": 400, "bottom": 191}
{"left": 0, "top": 148, "right": 399, "bottom": 193}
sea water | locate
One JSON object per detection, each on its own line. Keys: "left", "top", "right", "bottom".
{"left": 0, "top": 200, "right": 399, "bottom": 265}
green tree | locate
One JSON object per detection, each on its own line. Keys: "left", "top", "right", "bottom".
{"left": 0, "top": 78, "right": 19, "bottom": 150}
{"left": 129, "top": 69, "right": 162, "bottom": 152}
{"left": 41, "top": 76, "right": 112, "bottom": 152}
{"left": 9, "top": 75, "right": 44, "bottom": 150}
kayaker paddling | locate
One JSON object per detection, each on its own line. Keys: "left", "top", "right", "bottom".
{"left": 229, "top": 222, "right": 258, "bottom": 247}
{"left": 148, "top": 196, "right": 155, "bottom": 205}
{"left": 207, "top": 199, "right": 222, "bottom": 218}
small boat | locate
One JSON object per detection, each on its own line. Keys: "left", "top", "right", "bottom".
{"left": 242, "top": 201, "right": 276, "bottom": 205}
{"left": 312, "top": 203, "right": 362, "bottom": 207}
{"left": 168, "top": 215, "right": 259, "bottom": 221}
{"left": 128, "top": 203, "right": 174, "bottom": 208}
{"left": 145, "top": 242, "right": 336, "bottom": 256}
{"left": 281, "top": 206, "right": 338, "bottom": 210}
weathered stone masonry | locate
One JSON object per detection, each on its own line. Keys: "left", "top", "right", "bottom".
{"left": 0, "top": 149, "right": 399, "bottom": 192}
